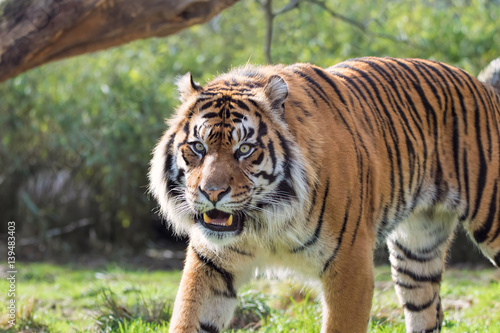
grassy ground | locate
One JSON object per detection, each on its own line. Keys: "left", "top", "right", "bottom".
{"left": 0, "top": 263, "right": 499, "bottom": 332}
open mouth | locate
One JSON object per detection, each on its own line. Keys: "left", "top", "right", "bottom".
{"left": 196, "top": 209, "right": 243, "bottom": 233}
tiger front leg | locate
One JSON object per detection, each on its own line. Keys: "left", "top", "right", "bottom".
{"left": 169, "top": 245, "right": 252, "bottom": 333}
{"left": 320, "top": 231, "right": 375, "bottom": 333}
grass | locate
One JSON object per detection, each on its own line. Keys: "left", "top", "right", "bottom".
{"left": 0, "top": 263, "right": 499, "bottom": 332}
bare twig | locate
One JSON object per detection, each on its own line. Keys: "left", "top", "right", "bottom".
{"left": 260, "top": 0, "right": 301, "bottom": 63}
{"left": 307, "top": 0, "right": 413, "bottom": 45}
{"left": 274, "top": 0, "right": 300, "bottom": 16}
{"left": 306, "top": 0, "right": 367, "bottom": 32}
{"left": 262, "top": 0, "right": 274, "bottom": 64}
{"left": 259, "top": 0, "right": 414, "bottom": 63}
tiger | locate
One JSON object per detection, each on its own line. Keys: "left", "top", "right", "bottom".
{"left": 149, "top": 57, "right": 500, "bottom": 333}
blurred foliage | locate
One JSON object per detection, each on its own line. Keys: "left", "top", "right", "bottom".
{"left": 1, "top": 0, "right": 499, "bottom": 258}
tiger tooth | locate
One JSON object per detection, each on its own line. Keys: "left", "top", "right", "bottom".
{"left": 203, "top": 213, "right": 211, "bottom": 224}
{"left": 227, "top": 214, "right": 233, "bottom": 226}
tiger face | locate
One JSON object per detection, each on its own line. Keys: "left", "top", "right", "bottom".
{"left": 150, "top": 70, "right": 309, "bottom": 245}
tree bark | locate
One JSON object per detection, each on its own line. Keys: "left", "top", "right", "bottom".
{"left": 0, "top": 0, "right": 239, "bottom": 82}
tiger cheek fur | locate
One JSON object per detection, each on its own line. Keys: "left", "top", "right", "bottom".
{"left": 149, "top": 58, "right": 500, "bottom": 333}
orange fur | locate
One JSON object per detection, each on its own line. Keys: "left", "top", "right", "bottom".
{"left": 149, "top": 57, "right": 500, "bottom": 333}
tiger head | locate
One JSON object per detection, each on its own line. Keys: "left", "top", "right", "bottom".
{"left": 149, "top": 68, "right": 310, "bottom": 246}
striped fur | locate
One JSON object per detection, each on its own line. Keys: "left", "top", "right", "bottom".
{"left": 149, "top": 57, "right": 500, "bottom": 333}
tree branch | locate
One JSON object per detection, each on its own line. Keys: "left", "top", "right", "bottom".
{"left": 306, "top": 0, "right": 412, "bottom": 45}
{"left": 305, "top": 0, "right": 366, "bottom": 32}
{"left": 262, "top": 0, "right": 274, "bottom": 64}
{"left": 260, "top": 0, "right": 301, "bottom": 64}
{"left": 0, "top": 0, "right": 240, "bottom": 82}
{"left": 274, "top": 0, "right": 300, "bottom": 16}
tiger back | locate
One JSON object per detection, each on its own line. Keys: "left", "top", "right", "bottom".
{"left": 149, "top": 57, "right": 500, "bottom": 333}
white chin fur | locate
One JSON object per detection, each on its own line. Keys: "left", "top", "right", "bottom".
{"left": 191, "top": 224, "right": 242, "bottom": 247}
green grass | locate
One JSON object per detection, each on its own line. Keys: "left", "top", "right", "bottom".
{"left": 0, "top": 263, "right": 499, "bottom": 332}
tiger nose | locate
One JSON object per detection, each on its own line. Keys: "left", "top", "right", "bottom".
{"left": 199, "top": 186, "right": 231, "bottom": 204}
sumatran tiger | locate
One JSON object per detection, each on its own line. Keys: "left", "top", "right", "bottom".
{"left": 149, "top": 57, "right": 500, "bottom": 333}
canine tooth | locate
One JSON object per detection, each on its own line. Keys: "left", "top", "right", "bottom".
{"left": 203, "top": 213, "right": 211, "bottom": 224}
{"left": 227, "top": 214, "right": 233, "bottom": 226}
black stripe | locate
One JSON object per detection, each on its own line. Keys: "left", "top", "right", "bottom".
{"left": 404, "top": 293, "right": 436, "bottom": 312}
{"left": 251, "top": 151, "right": 264, "bottom": 165}
{"left": 321, "top": 197, "right": 351, "bottom": 275}
{"left": 181, "top": 150, "right": 190, "bottom": 167}
{"left": 329, "top": 70, "right": 375, "bottom": 134}
{"left": 393, "top": 59, "right": 439, "bottom": 132}
{"left": 419, "top": 325, "right": 442, "bottom": 333}
{"left": 389, "top": 251, "right": 407, "bottom": 262}
{"left": 164, "top": 135, "right": 184, "bottom": 197}
{"left": 176, "top": 168, "right": 185, "bottom": 185}
{"left": 469, "top": 97, "right": 489, "bottom": 222}
{"left": 408, "top": 59, "right": 443, "bottom": 111}
{"left": 200, "top": 101, "right": 213, "bottom": 111}
{"left": 291, "top": 69, "right": 332, "bottom": 107}
{"left": 202, "top": 112, "right": 220, "bottom": 119}
{"left": 235, "top": 100, "right": 250, "bottom": 111}
{"left": 312, "top": 67, "right": 347, "bottom": 106}
{"left": 245, "top": 127, "right": 255, "bottom": 139}
{"left": 489, "top": 186, "right": 500, "bottom": 243}
{"left": 275, "top": 132, "right": 296, "bottom": 201}
{"left": 473, "top": 183, "right": 498, "bottom": 243}
{"left": 163, "top": 135, "right": 175, "bottom": 176}
{"left": 275, "top": 179, "right": 296, "bottom": 202}
{"left": 465, "top": 71, "right": 493, "bottom": 159}
{"left": 267, "top": 140, "right": 276, "bottom": 172}
{"left": 358, "top": 59, "right": 420, "bottom": 143}
{"left": 192, "top": 247, "right": 236, "bottom": 298}
{"left": 301, "top": 89, "right": 316, "bottom": 113}
{"left": 276, "top": 131, "right": 292, "bottom": 173}
{"left": 410, "top": 235, "right": 449, "bottom": 255}
{"left": 200, "top": 322, "right": 219, "bottom": 333}
{"left": 392, "top": 240, "right": 437, "bottom": 262}
{"left": 232, "top": 111, "right": 245, "bottom": 119}
{"left": 391, "top": 265, "right": 442, "bottom": 283}
{"left": 459, "top": 148, "right": 471, "bottom": 221}
{"left": 305, "top": 181, "right": 320, "bottom": 220}
{"left": 437, "top": 62, "right": 470, "bottom": 130}
{"left": 394, "top": 280, "right": 422, "bottom": 290}
{"left": 251, "top": 171, "right": 277, "bottom": 183}
{"left": 258, "top": 118, "right": 268, "bottom": 136}
{"left": 413, "top": 324, "right": 442, "bottom": 333}
{"left": 210, "top": 287, "right": 237, "bottom": 299}
{"left": 292, "top": 180, "right": 329, "bottom": 252}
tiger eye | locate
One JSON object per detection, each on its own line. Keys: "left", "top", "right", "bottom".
{"left": 194, "top": 142, "right": 205, "bottom": 153}
{"left": 239, "top": 144, "right": 250, "bottom": 154}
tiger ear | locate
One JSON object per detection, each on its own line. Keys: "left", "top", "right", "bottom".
{"left": 176, "top": 72, "right": 202, "bottom": 102}
{"left": 264, "top": 75, "right": 288, "bottom": 110}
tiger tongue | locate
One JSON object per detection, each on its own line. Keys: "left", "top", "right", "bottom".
{"left": 203, "top": 213, "right": 233, "bottom": 226}
{"left": 211, "top": 218, "right": 229, "bottom": 226}
{"left": 213, "top": 214, "right": 233, "bottom": 226}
